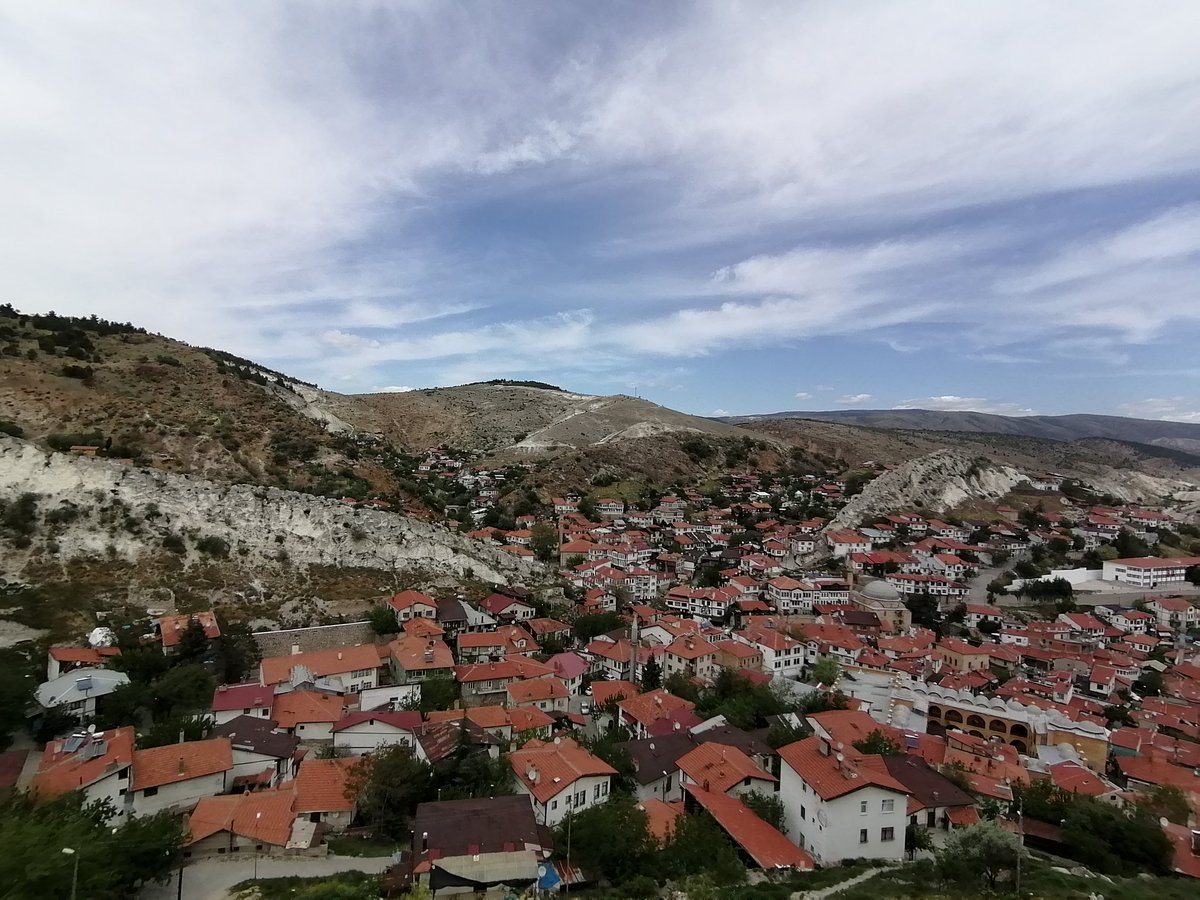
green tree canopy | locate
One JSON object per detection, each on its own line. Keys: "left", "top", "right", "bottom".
{"left": 937, "top": 821, "right": 1023, "bottom": 891}
{"left": 345, "top": 744, "right": 432, "bottom": 840}
{"left": 852, "top": 729, "right": 903, "bottom": 756}
{"left": 554, "top": 797, "right": 655, "bottom": 885}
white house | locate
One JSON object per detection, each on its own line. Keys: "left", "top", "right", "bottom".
{"left": 777, "top": 736, "right": 910, "bottom": 865}
{"left": 210, "top": 682, "right": 276, "bottom": 726}
{"left": 128, "top": 739, "right": 234, "bottom": 816}
{"left": 1101, "top": 557, "right": 1200, "bottom": 588}
{"left": 35, "top": 667, "right": 129, "bottom": 720}
{"left": 331, "top": 710, "right": 422, "bottom": 756}
{"left": 1145, "top": 596, "right": 1199, "bottom": 632}
{"left": 510, "top": 738, "right": 616, "bottom": 827}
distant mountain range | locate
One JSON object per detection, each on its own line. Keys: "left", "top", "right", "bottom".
{"left": 721, "top": 409, "right": 1200, "bottom": 455}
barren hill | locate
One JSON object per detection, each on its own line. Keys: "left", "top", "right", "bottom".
{"left": 351, "top": 384, "right": 757, "bottom": 454}
{"left": 728, "top": 408, "right": 1200, "bottom": 454}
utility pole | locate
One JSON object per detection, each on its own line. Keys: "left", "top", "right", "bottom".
{"left": 1015, "top": 797, "right": 1023, "bottom": 898}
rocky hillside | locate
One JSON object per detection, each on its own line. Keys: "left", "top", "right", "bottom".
{"left": 0, "top": 436, "right": 539, "bottom": 641}
{"left": 826, "top": 450, "right": 1027, "bottom": 530}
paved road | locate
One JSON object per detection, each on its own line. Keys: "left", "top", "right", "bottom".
{"left": 141, "top": 855, "right": 393, "bottom": 900}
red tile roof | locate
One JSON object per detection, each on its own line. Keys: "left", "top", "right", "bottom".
{"left": 33, "top": 727, "right": 135, "bottom": 799}
{"left": 186, "top": 788, "right": 295, "bottom": 847}
{"left": 159, "top": 612, "right": 221, "bottom": 648}
{"left": 260, "top": 643, "right": 381, "bottom": 685}
{"left": 677, "top": 742, "right": 775, "bottom": 794}
{"left": 618, "top": 689, "right": 695, "bottom": 728}
{"left": 637, "top": 798, "right": 684, "bottom": 844}
{"left": 132, "top": 738, "right": 233, "bottom": 791}
{"left": 510, "top": 738, "right": 616, "bottom": 804}
{"left": 48, "top": 646, "right": 121, "bottom": 664}
{"left": 331, "top": 710, "right": 422, "bottom": 733}
{"left": 293, "top": 757, "right": 362, "bottom": 813}
{"left": 777, "top": 737, "right": 909, "bottom": 802}
{"left": 684, "top": 785, "right": 814, "bottom": 870}
{"left": 507, "top": 677, "right": 569, "bottom": 705}
{"left": 211, "top": 681, "right": 274, "bottom": 712}
{"left": 271, "top": 691, "right": 348, "bottom": 729}
{"left": 589, "top": 681, "right": 640, "bottom": 706}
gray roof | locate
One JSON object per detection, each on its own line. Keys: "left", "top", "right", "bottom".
{"left": 412, "top": 795, "right": 543, "bottom": 857}
{"left": 35, "top": 667, "right": 129, "bottom": 709}
{"left": 212, "top": 715, "right": 300, "bottom": 759}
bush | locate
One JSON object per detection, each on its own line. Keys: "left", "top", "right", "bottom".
{"left": 162, "top": 533, "right": 186, "bottom": 554}
{"left": 60, "top": 364, "right": 94, "bottom": 381}
{"left": 155, "top": 354, "right": 182, "bottom": 367}
{"left": 196, "top": 535, "right": 229, "bottom": 557}
{"left": 0, "top": 420, "right": 23, "bottom": 438}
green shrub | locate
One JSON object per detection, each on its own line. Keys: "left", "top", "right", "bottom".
{"left": 196, "top": 535, "right": 229, "bottom": 557}
{"left": 0, "top": 420, "right": 23, "bottom": 438}
{"left": 155, "top": 354, "right": 182, "bottom": 367}
{"left": 162, "top": 534, "right": 186, "bottom": 554}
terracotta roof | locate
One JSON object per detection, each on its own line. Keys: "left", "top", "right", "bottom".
{"left": 637, "top": 798, "right": 683, "bottom": 844}
{"left": 260, "top": 643, "right": 381, "bottom": 685}
{"left": 131, "top": 738, "right": 233, "bottom": 791}
{"left": 455, "top": 657, "right": 554, "bottom": 683}
{"left": 589, "top": 681, "right": 640, "bottom": 706}
{"left": 507, "top": 677, "right": 569, "bottom": 705}
{"left": 385, "top": 590, "right": 437, "bottom": 611}
{"left": 390, "top": 636, "right": 455, "bottom": 672}
{"left": 159, "top": 611, "right": 221, "bottom": 647}
{"left": 211, "top": 681, "right": 275, "bottom": 712}
{"left": 526, "top": 617, "right": 571, "bottom": 637}
{"left": 293, "top": 757, "right": 361, "bottom": 813}
{"left": 186, "top": 788, "right": 296, "bottom": 847}
{"left": 1048, "top": 761, "right": 1114, "bottom": 796}
{"left": 619, "top": 689, "right": 696, "bottom": 728}
{"left": 684, "top": 785, "right": 814, "bottom": 870}
{"left": 48, "top": 646, "right": 121, "bottom": 664}
{"left": 510, "top": 738, "right": 616, "bottom": 804}
{"left": 507, "top": 706, "right": 555, "bottom": 732}
{"left": 664, "top": 637, "right": 718, "bottom": 660}
{"left": 271, "top": 691, "right": 348, "bottom": 729}
{"left": 677, "top": 741, "right": 776, "bottom": 794}
{"left": 331, "top": 710, "right": 422, "bottom": 734}
{"left": 33, "top": 727, "right": 136, "bottom": 799}
{"left": 548, "top": 652, "right": 589, "bottom": 680}
{"left": 403, "top": 617, "right": 445, "bottom": 639}
{"left": 777, "top": 737, "right": 910, "bottom": 802}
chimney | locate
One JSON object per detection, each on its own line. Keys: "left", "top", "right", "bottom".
{"left": 177, "top": 757, "right": 185, "bottom": 776}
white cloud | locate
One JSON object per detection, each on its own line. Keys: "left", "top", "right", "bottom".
{"left": 710, "top": 408, "right": 731, "bottom": 417}
{"left": 794, "top": 391, "right": 812, "bottom": 400}
{"left": 837, "top": 393, "right": 874, "bottom": 405}
{"left": 320, "top": 330, "right": 380, "bottom": 351}
{"left": 1117, "top": 398, "right": 1200, "bottom": 423}
{"left": 372, "top": 385, "right": 415, "bottom": 393}
{"left": 894, "top": 396, "right": 1037, "bottom": 415}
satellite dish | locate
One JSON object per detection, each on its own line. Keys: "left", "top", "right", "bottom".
{"left": 87, "top": 724, "right": 96, "bottom": 734}
{"left": 836, "top": 753, "right": 844, "bottom": 763}
{"left": 538, "top": 866, "right": 547, "bottom": 878}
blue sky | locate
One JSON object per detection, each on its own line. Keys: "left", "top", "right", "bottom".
{"left": 3, "top": 2, "right": 1200, "bottom": 421}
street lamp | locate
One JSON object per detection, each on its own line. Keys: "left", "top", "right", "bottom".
{"left": 253, "top": 812, "right": 262, "bottom": 882}
{"left": 62, "top": 847, "right": 79, "bottom": 900}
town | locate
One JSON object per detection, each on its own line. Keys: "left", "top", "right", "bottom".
{"left": 8, "top": 446, "right": 1200, "bottom": 898}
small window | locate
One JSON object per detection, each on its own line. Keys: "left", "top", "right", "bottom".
{"left": 882, "top": 799, "right": 895, "bottom": 813}
{"left": 860, "top": 800, "right": 868, "bottom": 814}
{"left": 881, "top": 827, "right": 895, "bottom": 842}
{"left": 859, "top": 829, "right": 868, "bottom": 844}
{"left": 552, "top": 800, "right": 558, "bottom": 810}
{"left": 800, "top": 805, "right": 806, "bottom": 819}
{"left": 143, "top": 787, "right": 158, "bottom": 797}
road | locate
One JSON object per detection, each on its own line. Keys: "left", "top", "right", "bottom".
{"left": 141, "top": 854, "right": 393, "bottom": 900}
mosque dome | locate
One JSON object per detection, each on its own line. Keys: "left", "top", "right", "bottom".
{"left": 859, "top": 580, "right": 901, "bottom": 602}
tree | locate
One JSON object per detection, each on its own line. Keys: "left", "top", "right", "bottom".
{"left": 741, "top": 790, "right": 787, "bottom": 834}
{"left": 810, "top": 655, "right": 840, "bottom": 686}
{"left": 658, "top": 812, "right": 746, "bottom": 886}
{"left": 407, "top": 677, "right": 460, "bottom": 713}
{"left": 554, "top": 798, "right": 655, "bottom": 885}
{"left": 368, "top": 604, "right": 398, "bottom": 635}
{"left": 767, "top": 718, "right": 810, "bottom": 749}
{"left": 215, "top": 619, "right": 261, "bottom": 684}
{"left": 530, "top": 523, "right": 559, "bottom": 563}
{"left": 573, "top": 612, "right": 624, "bottom": 643}
{"left": 346, "top": 744, "right": 431, "bottom": 839}
{"left": 136, "top": 714, "right": 213, "bottom": 749}
{"left": 640, "top": 656, "right": 662, "bottom": 691}
{"left": 1102, "top": 704, "right": 1135, "bottom": 727}
{"left": 1134, "top": 669, "right": 1163, "bottom": 697}
{"left": 905, "top": 823, "right": 933, "bottom": 859}
{"left": 0, "top": 649, "right": 35, "bottom": 751}
{"left": 1134, "top": 784, "right": 1191, "bottom": 826}
{"left": 147, "top": 664, "right": 214, "bottom": 719}
{"left": 852, "top": 729, "right": 903, "bottom": 756}
{"left": 1061, "top": 797, "right": 1172, "bottom": 875}
{"left": 0, "top": 792, "right": 185, "bottom": 899}
{"left": 175, "top": 617, "right": 212, "bottom": 664}
{"left": 663, "top": 672, "right": 700, "bottom": 704}
{"left": 937, "top": 821, "right": 1023, "bottom": 891}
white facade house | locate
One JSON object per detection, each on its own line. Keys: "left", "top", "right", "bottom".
{"left": 35, "top": 667, "right": 130, "bottom": 719}
{"left": 510, "top": 738, "right": 617, "bottom": 827}
{"left": 331, "top": 712, "right": 421, "bottom": 756}
{"left": 128, "top": 739, "right": 234, "bottom": 817}
{"left": 778, "top": 737, "right": 910, "bottom": 865}
{"left": 1102, "top": 557, "right": 1200, "bottom": 588}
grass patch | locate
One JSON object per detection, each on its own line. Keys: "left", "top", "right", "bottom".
{"left": 231, "top": 870, "right": 379, "bottom": 899}
{"left": 325, "top": 834, "right": 399, "bottom": 857}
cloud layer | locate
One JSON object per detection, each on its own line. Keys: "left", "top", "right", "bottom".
{"left": 2, "top": 3, "right": 1199, "bottom": 415}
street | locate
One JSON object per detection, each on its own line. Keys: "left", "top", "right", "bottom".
{"left": 140, "top": 854, "right": 393, "bottom": 900}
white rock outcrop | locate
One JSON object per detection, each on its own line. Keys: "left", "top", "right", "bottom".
{"left": 0, "top": 437, "right": 536, "bottom": 585}
{"left": 827, "top": 449, "right": 1026, "bottom": 530}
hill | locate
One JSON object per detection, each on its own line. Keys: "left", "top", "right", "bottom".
{"left": 727, "top": 408, "right": 1200, "bottom": 453}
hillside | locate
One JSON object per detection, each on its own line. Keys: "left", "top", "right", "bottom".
{"left": 728, "top": 408, "right": 1200, "bottom": 453}
{"left": 351, "top": 384, "right": 759, "bottom": 453}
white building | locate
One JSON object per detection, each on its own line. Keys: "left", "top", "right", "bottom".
{"left": 1102, "top": 557, "right": 1200, "bottom": 588}
{"left": 128, "top": 739, "right": 234, "bottom": 816}
{"left": 35, "top": 667, "right": 130, "bottom": 719}
{"left": 777, "top": 736, "right": 910, "bottom": 865}
{"left": 331, "top": 711, "right": 421, "bottom": 756}
{"left": 510, "top": 738, "right": 616, "bottom": 827}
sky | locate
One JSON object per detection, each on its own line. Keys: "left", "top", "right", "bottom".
{"left": 3, "top": 2, "right": 1200, "bottom": 422}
